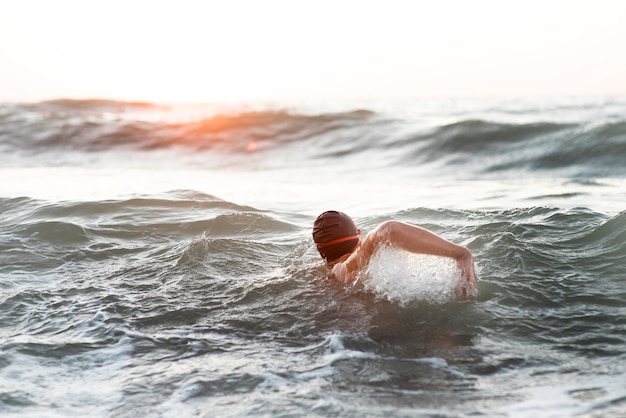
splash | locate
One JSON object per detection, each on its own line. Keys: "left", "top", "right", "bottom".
{"left": 362, "top": 247, "right": 464, "bottom": 305}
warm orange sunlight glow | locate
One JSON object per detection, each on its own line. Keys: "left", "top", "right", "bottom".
{"left": 1, "top": 0, "right": 625, "bottom": 103}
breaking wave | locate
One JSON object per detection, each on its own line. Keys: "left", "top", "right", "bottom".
{"left": 1, "top": 99, "right": 625, "bottom": 178}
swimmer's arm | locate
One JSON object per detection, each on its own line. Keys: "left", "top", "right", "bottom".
{"left": 331, "top": 221, "right": 469, "bottom": 282}
{"left": 368, "top": 221, "right": 477, "bottom": 291}
{"left": 331, "top": 220, "right": 477, "bottom": 292}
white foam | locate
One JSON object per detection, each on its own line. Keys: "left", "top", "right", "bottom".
{"left": 494, "top": 376, "right": 626, "bottom": 418}
{"left": 362, "top": 247, "right": 464, "bottom": 305}
{"left": 0, "top": 337, "right": 131, "bottom": 418}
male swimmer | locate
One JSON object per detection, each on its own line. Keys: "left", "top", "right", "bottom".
{"left": 312, "top": 211, "right": 477, "bottom": 298}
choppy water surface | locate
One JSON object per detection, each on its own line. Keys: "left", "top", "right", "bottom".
{"left": 1, "top": 98, "right": 625, "bottom": 417}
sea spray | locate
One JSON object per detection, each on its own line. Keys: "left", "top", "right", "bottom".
{"left": 362, "top": 247, "right": 464, "bottom": 305}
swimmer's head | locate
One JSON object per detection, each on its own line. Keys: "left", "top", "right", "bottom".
{"left": 312, "top": 210, "right": 360, "bottom": 264}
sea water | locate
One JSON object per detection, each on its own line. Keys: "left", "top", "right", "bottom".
{"left": 0, "top": 97, "right": 625, "bottom": 417}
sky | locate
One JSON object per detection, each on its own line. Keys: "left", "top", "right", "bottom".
{"left": 1, "top": 0, "right": 625, "bottom": 103}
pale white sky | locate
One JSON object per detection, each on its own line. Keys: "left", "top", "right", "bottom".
{"left": 1, "top": 0, "right": 625, "bottom": 103}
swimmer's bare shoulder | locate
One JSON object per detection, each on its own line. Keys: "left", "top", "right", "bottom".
{"left": 329, "top": 223, "right": 387, "bottom": 284}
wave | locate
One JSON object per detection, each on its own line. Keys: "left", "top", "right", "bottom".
{"left": 37, "top": 98, "right": 159, "bottom": 111}
{"left": 0, "top": 100, "right": 374, "bottom": 152}
{"left": 0, "top": 191, "right": 292, "bottom": 240}
{"left": 6, "top": 193, "right": 622, "bottom": 287}
{"left": 390, "top": 119, "right": 626, "bottom": 177}
{"left": 400, "top": 119, "right": 573, "bottom": 153}
{"left": 2, "top": 99, "right": 625, "bottom": 178}
{"left": 0, "top": 191, "right": 302, "bottom": 276}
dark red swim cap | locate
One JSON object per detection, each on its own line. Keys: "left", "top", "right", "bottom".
{"left": 312, "top": 211, "right": 359, "bottom": 263}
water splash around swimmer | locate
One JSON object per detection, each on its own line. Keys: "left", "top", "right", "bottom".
{"left": 361, "top": 247, "right": 467, "bottom": 305}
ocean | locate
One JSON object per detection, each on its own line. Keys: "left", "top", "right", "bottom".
{"left": 0, "top": 97, "right": 625, "bottom": 417}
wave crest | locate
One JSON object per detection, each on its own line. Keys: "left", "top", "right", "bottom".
{"left": 2, "top": 99, "right": 625, "bottom": 178}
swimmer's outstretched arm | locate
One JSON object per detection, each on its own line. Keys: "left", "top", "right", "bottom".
{"left": 375, "top": 220, "right": 470, "bottom": 258}
{"left": 339, "top": 220, "right": 476, "bottom": 295}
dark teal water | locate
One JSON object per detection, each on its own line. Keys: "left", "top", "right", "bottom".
{"left": 1, "top": 98, "right": 625, "bottom": 417}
